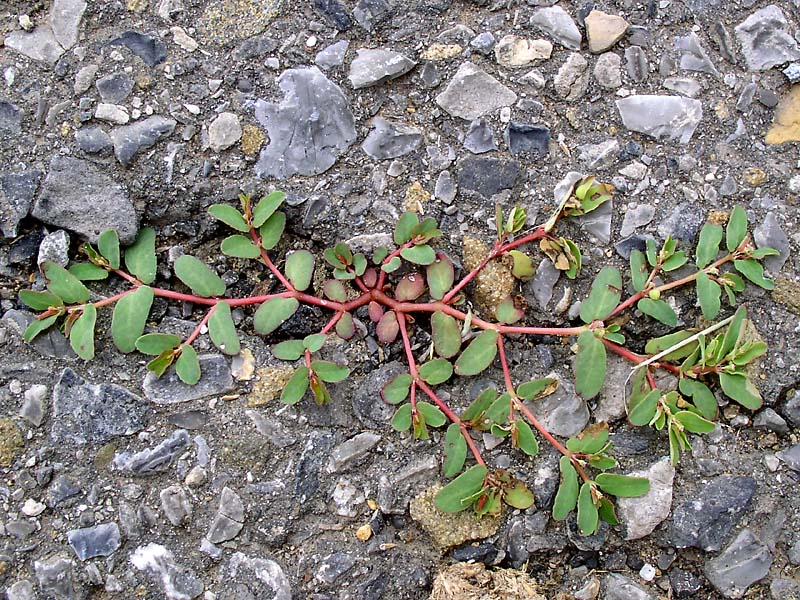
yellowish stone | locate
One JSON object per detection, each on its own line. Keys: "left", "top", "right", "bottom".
{"left": 0, "top": 418, "right": 23, "bottom": 467}
{"left": 743, "top": 167, "right": 767, "bottom": 187}
{"left": 126, "top": 0, "right": 148, "bottom": 11}
{"left": 421, "top": 44, "right": 463, "bottom": 61}
{"left": 430, "top": 563, "right": 546, "bottom": 600}
{"left": 198, "top": 0, "right": 284, "bottom": 45}
{"left": 765, "top": 85, "right": 800, "bottom": 145}
{"left": 241, "top": 125, "right": 265, "bottom": 155}
{"left": 248, "top": 366, "right": 295, "bottom": 406}
{"left": 403, "top": 181, "right": 430, "bottom": 213}
{"left": 707, "top": 210, "right": 728, "bottom": 225}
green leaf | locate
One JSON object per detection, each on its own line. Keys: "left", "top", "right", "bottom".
{"left": 645, "top": 238, "right": 658, "bottom": 267}
{"left": 443, "top": 423, "right": 467, "bottom": 477}
{"left": 662, "top": 251, "right": 688, "bottom": 271}
{"left": 426, "top": 254, "right": 454, "bottom": 300}
{"left": 259, "top": 211, "right": 286, "bottom": 250}
{"left": 334, "top": 268, "right": 355, "bottom": 280}
{"left": 645, "top": 330, "right": 697, "bottom": 361}
{"left": 461, "top": 388, "right": 497, "bottom": 423}
{"left": 272, "top": 339, "right": 305, "bottom": 361}
{"left": 391, "top": 403, "right": 412, "bottom": 431}
{"left": 749, "top": 247, "right": 780, "bottom": 259}
{"left": 485, "top": 393, "right": 511, "bottom": 425}
{"left": 513, "top": 420, "right": 539, "bottom": 456}
{"left": 734, "top": 259, "right": 774, "bottom": 290}
{"left": 628, "top": 389, "right": 660, "bottom": 426}
{"left": 732, "top": 341, "right": 767, "bottom": 365}
{"left": 718, "top": 372, "right": 762, "bottom": 410}
{"left": 310, "top": 360, "right": 349, "bottom": 383}
{"left": 303, "top": 333, "right": 326, "bottom": 352}
{"left": 381, "top": 256, "right": 402, "bottom": 273}
{"left": 23, "top": 313, "right": 59, "bottom": 342}
{"left": 69, "top": 263, "right": 108, "bottom": 281}
{"left": 509, "top": 250, "right": 536, "bottom": 280}
{"left": 252, "top": 191, "right": 285, "bottom": 228}
{"left": 335, "top": 312, "right": 355, "bottom": 339}
{"left": 42, "top": 262, "right": 90, "bottom": 304}
{"left": 598, "top": 497, "right": 619, "bottom": 526}
{"left": 174, "top": 255, "right": 226, "bottom": 298}
{"left": 629, "top": 250, "right": 648, "bottom": 292}
{"left": 575, "top": 331, "right": 607, "bottom": 398}
{"left": 208, "top": 302, "right": 240, "bottom": 355}
{"left": 495, "top": 298, "right": 524, "bottom": 324}
{"left": 563, "top": 239, "right": 582, "bottom": 280}
{"left": 221, "top": 235, "right": 260, "bottom": 259}
{"left": 553, "top": 456, "right": 579, "bottom": 520}
{"left": 566, "top": 422, "right": 609, "bottom": 454}
{"left": 395, "top": 212, "right": 419, "bottom": 245}
{"left": 696, "top": 223, "right": 723, "bottom": 268}
{"left": 69, "top": 304, "right": 96, "bottom": 360}
{"left": 400, "top": 244, "right": 436, "bottom": 265}
{"left": 19, "top": 290, "right": 63, "bottom": 311}
{"left": 678, "top": 378, "right": 717, "bottom": 420}
{"left": 310, "top": 376, "right": 331, "bottom": 405}
{"left": 588, "top": 454, "right": 618, "bottom": 470}
{"left": 125, "top": 228, "right": 157, "bottom": 284}
{"left": 98, "top": 230, "right": 120, "bottom": 269}
{"left": 637, "top": 298, "right": 677, "bottom": 327}
{"left": 604, "top": 332, "right": 625, "bottom": 345}
{"left": 720, "top": 306, "right": 746, "bottom": 359}
{"left": 353, "top": 253, "right": 367, "bottom": 276}
{"left": 594, "top": 473, "right": 650, "bottom": 497}
{"left": 674, "top": 410, "right": 716, "bottom": 434}
{"left": 417, "top": 402, "right": 447, "bottom": 427}
{"left": 208, "top": 204, "right": 249, "bottom": 232}
{"left": 253, "top": 297, "right": 299, "bottom": 335}
{"left": 324, "top": 248, "right": 345, "bottom": 269}
{"left": 579, "top": 267, "right": 622, "bottom": 323}
{"left": 517, "top": 378, "right": 557, "bottom": 400}
{"left": 111, "top": 286, "right": 154, "bottom": 353}
{"left": 505, "top": 481, "right": 535, "bottom": 510}
{"left": 726, "top": 205, "right": 747, "bottom": 252}
{"left": 434, "top": 465, "right": 488, "bottom": 513}
{"left": 454, "top": 330, "right": 498, "bottom": 376}
{"left": 281, "top": 366, "right": 309, "bottom": 404}
{"left": 322, "top": 279, "right": 347, "bottom": 302}
{"left": 418, "top": 358, "right": 453, "bottom": 385}
{"left": 382, "top": 374, "right": 412, "bottom": 404}
{"left": 175, "top": 344, "right": 200, "bottom": 385}
{"left": 147, "top": 349, "right": 176, "bottom": 377}
{"left": 373, "top": 246, "right": 389, "bottom": 264}
{"left": 696, "top": 272, "right": 721, "bottom": 320}
{"left": 135, "top": 333, "right": 181, "bottom": 355}
{"left": 285, "top": 250, "right": 315, "bottom": 291}
{"left": 431, "top": 312, "right": 461, "bottom": 359}
{"left": 577, "top": 483, "right": 599, "bottom": 535}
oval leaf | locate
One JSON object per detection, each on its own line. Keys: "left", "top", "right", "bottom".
{"left": 575, "top": 331, "right": 607, "bottom": 398}
{"left": 69, "top": 304, "right": 96, "bottom": 360}
{"left": 395, "top": 272, "right": 426, "bottom": 302}
{"left": 726, "top": 205, "right": 747, "bottom": 252}
{"left": 98, "top": 230, "right": 120, "bottom": 269}
{"left": 174, "top": 255, "right": 226, "bottom": 298}
{"left": 628, "top": 388, "right": 660, "bottom": 426}
{"left": 734, "top": 259, "right": 774, "bottom": 290}
{"left": 629, "top": 250, "right": 648, "bottom": 292}
{"left": 553, "top": 455, "right": 579, "bottom": 520}
{"left": 281, "top": 366, "right": 309, "bottom": 404}
{"left": 376, "top": 310, "right": 399, "bottom": 344}
{"left": 566, "top": 422, "right": 609, "bottom": 454}
{"left": 718, "top": 372, "right": 762, "bottom": 410}
{"left": 637, "top": 298, "right": 677, "bottom": 327}
{"left": 175, "top": 344, "right": 201, "bottom": 385}
{"left": 42, "top": 262, "right": 90, "bottom": 304}
{"left": 252, "top": 191, "right": 286, "bottom": 228}
{"left": 208, "top": 302, "right": 240, "bottom": 355}
{"left": 208, "top": 204, "right": 249, "bottom": 232}
{"left": 495, "top": 298, "right": 524, "bottom": 324}
{"left": 23, "top": 313, "right": 59, "bottom": 342}
{"left": 577, "top": 483, "right": 599, "bottom": 535}
{"left": 400, "top": 244, "right": 436, "bottom": 265}
{"left": 382, "top": 373, "right": 412, "bottom": 404}
{"left": 517, "top": 377, "right": 557, "bottom": 400}
{"left": 311, "top": 360, "right": 349, "bottom": 383}
{"left": 254, "top": 297, "right": 299, "bottom": 336}
{"left": 335, "top": 312, "right": 355, "bottom": 339}
{"left": 394, "top": 212, "right": 419, "bottom": 245}
{"left": 19, "top": 290, "right": 64, "bottom": 311}
{"left": 69, "top": 263, "right": 108, "bottom": 281}
{"left": 427, "top": 254, "right": 455, "bottom": 300}
{"left": 272, "top": 340, "right": 305, "bottom": 361}
{"left": 431, "top": 312, "right": 461, "bottom": 359}
{"left": 505, "top": 481, "right": 535, "bottom": 510}
{"left": 125, "top": 227, "right": 157, "bottom": 284}
{"left": 594, "top": 473, "right": 650, "bottom": 497}
{"left": 286, "top": 250, "right": 315, "bottom": 291}
{"left": 454, "top": 330, "right": 498, "bottom": 376}
{"left": 443, "top": 423, "right": 468, "bottom": 477}
{"left": 381, "top": 256, "right": 402, "bottom": 273}
{"left": 674, "top": 410, "right": 716, "bottom": 434}
{"left": 391, "top": 403, "right": 412, "bottom": 431}
{"left": 221, "top": 235, "right": 260, "bottom": 259}
{"left": 135, "top": 333, "right": 181, "bottom": 355}
{"left": 417, "top": 401, "right": 447, "bottom": 427}
{"left": 418, "top": 358, "right": 453, "bottom": 385}
{"left": 323, "top": 279, "right": 347, "bottom": 302}
{"left": 434, "top": 465, "right": 488, "bottom": 513}
{"left": 678, "top": 378, "right": 717, "bottom": 420}
{"left": 579, "top": 267, "right": 622, "bottom": 323}
{"left": 696, "top": 223, "right": 723, "bottom": 268}
{"left": 259, "top": 211, "right": 286, "bottom": 251}
{"left": 111, "top": 286, "right": 154, "bottom": 353}
{"left": 514, "top": 419, "right": 539, "bottom": 457}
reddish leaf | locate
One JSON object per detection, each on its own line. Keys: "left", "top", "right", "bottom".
{"left": 377, "top": 310, "right": 399, "bottom": 344}
{"left": 362, "top": 268, "right": 378, "bottom": 288}
{"left": 368, "top": 301, "right": 385, "bottom": 323}
{"left": 395, "top": 272, "right": 425, "bottom": 302}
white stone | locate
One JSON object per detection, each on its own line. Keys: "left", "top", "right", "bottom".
{"left": 208, "top": 112, "right": 243, "bottom": 152}
{"left": 170, "top": 26, "right": 198, "bottom": 52}
{"left": 22, "top": 498, "right": 46, "bottom": 517}
{"left": 95, "top": 103, "right": 130, "bottom": 125}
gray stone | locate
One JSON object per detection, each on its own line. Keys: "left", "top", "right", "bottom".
{"left": 614, "top": 235, "right": 651, "bottom": 259}
{"left": 625, "top": 46, "right": 648, "bottom": 83}
{"left": 207, "top": 487, "right": 244, "bottom": 543}
{"left": 73, "top": 64, "right": 98, "bottom": 95}
{"left": 34, "top": 557, "right": 79, "bottom": 600}
{"left": 6, "top": 580, "right": 36, "bottom": 600}
{"left": 519, "top": 68, "right": 546, "bottom": 89}
{"left": 1, "top": 169, "right": 42, "bottom": 237}
{"left": 435, "top": 170, "right": 456, "bottom": 204}
{"left": 737, "top": 83, "right": 757, "bottom": 112}
{"left": 620, "top": 204, "right": 655, "bottom": 237}
{"left": 109, "top": 31, "right": 167, "bottom": 67}
{"left": 771, "top": 579, "right": 800, "bottom": 600}
{"left": 777, "top": 443, "right": 800, "bottom": 471}
{"left": 529, "top": 258, "right": 560, "bottom": 309}
{"left": 255, "top": 67, "right": 356, "bottom": 179}
{"left": 734, "top": 6, "right": 800, "bottom": 72}
{"left": 657, "top": 202, "right": 705, "bottom": 243}
{"left": 603, "top": 573, "right": 655, "bottom": 600}
{"left": 6, "top": 520, "right": 37, "bottom": 539}
{"left": 76, "top": 126, "right": 112, "bottom": 154}
{"left": 617, "top": 458, "right": 675, "bottom": 540}
{"left": 753, "top": 408, "right": 789, "bottom": 434}
{"left": 594, "top": 52, "right": 622, "bottom": 89}
{"left": 109, "top": 115, "right": 176, "bottom": 166}
{"left": 504, "top": 123, "right": 549, "bottom": 158}
{"left": 96, "top": 72, "right": 134, "bottom": 104}
{"left": 208, "top": 112, "right": 242, "bottom": 152}
{"left": 436, "top": 62, "right": 517, "bottom": 120}
{"left": 51, "top": 368, "right": 149, "bottom": 445}
{"left": 713, "top": 21, "right": 737, "bottom": 64}
{"left": 616, "top": 95, "right": 702, "bottom": 144}
{"left": 362, "top": 117, "right": 422, "bottom": 160}
{"left": 753, "top": 213, "right": 790, "bottom": 272}
{"left": 669, "top": 568, "right": 702, "bottom": 598}
{"left": 554, "top": 52, "right": 589, "bottom": 100}
{"left": 143, "top": 354, "right": 233, "bottom": 404}
{"left": 38, "top": 229, "right": 70, "bottom": 267}
{"left": 160, "top": 485, "right": 192, "bottom": 526}
{"left": 526, "top": 373, "right": 588, "bottom": 437}
{"left": 426, "top": 145, "right": 455, "bottom": 171}
{"left": 224, "top": 552, "right": 291, "bottom": 600}
{"left": 67, "top": 522, "right": 121, "bottom": 560}
{"left": 663, "top": 77, "right": 702, "bottom": 98}
{"left": 112, "top": 429, "right": 190, "bottom": 476}
{"left": 95, "top": 103, "right": 130, "bottom": 125}
{"left": 0, "top": 99, "right": 22, "bottom": 137}
{"left": 353, "top": 0, "right": 393, "bottom": 32}
{"left": 671, "top": 475, "right": 756, "bottom": 551}
{"left": 529, "top": 6, "right": 581, "bottom": 50}
{"left": 316, "top": 553, "right": 356, "bottom": 584}
{"left": 313, "top": 0, "right": 352, "bottom": 30}
{"left": 247, "top": 410, "right": 297, "bottom": 448}
{"left": 784, "top": 63, "right": 800, "bottom": 84}
{"left": 418, "top": 63, "right": 440, "bottom": 88}
{"left": 378, "top": 454, "right": 438, "bottom": 514}
{"left": 464, "top": 119, "right": 497, "bottom": 154}
{"left": 20, "top": 384, "right": 47, "bottom": 426}
{"left": 2, "top": 309, "right": 76, "bottom": 359}
{"left": 576, "top": 199, "right": 613, "bottom": 244}
{"left": 4, "top": 27, "right": 65, "bottom": 65}
{"left": 470, "top": 32, "right": 496, "bottom": 55}
{"left": 578, "top": 139, "right": 618, "bottom": 170}
{"left": 758, "top": 88, "right": 780, "bottom": 108}
{"left": 328, "top": 432, "right": 381, "bottom": 473}
{"left": 315, "top": 40, "right": 349, "bottom": 69}
{"left": 296, "top": 431, "right": 336, "bottom": 503}
{"left": 352, "top": 362, "right": 405, "bottom": 427}
{"left": 675, "top": 32, "right": 720, "bottom": 76}
{"left": 130, "top": 543, "right": 203, "bottom": 600}
{"left": 348, "top": 49, "right": 415, "bottom": 89}
{"left": 705, "top": 529, "right": 772, "bottom": 598}
{"left": 50, "top": 0, "right": 86, "bottom": 49}
{"left": 456, "top": 156, "right": 520, "bottom": 198}
{"left": 789, "top": 540, "right": 800, "bottom": 565}
{"left": 784, "top": 390, "right": 800, "bottom": 427}
{"left": 719, "top": 173, "right": 738, "bottom": 196}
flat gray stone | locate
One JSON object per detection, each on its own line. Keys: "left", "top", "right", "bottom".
{"left": 51, "top": 368, "right": 150, "bottom": 445}
{"left": 456, "top": 155, "right": 520, "bottom": 198}
{"left": 663, "top": 77, "right": 702, "bottom": 98}
{"left": 0, "top": 99, "right": 22, "bottom": 137}
{"left": 617, "top": 458, "right": 675, "bottom": 540}
{"left": 362, "top": 117, "right": 422, "bottom": 160}
{"left": 109, "top": 115, "right": 176, "bottom": 166}
{"left": 143, "top": 354, "right": 233, "bottom": 404}
{"left": 625, "top": 46, "right": 648, "bottom": 83}
{"left": 526, "top": 373, "right": 588, "bottom": 437}
{"left": 603, "top": 573, "right": 655, "bottom": 600}
{"left": 675, "top": 32, "right": 720, "bottom": 76}
{"left": 50, "top": 0, "right": 87, "bottom": 49}
{"left": 96, "top": 72, "right": 134, "bottom": 104}
{"left": 529, "top": 6, "right": 581, "bottom": 50}
{"left": 436, "top": 62, "right": 517, "bottom": 120}
{"left": 464, "top": 119, "right": 497, "bottom": 154}
{"left": 247, "top": 410, "right": 297, "bottom": 448}
{"left": 315, "top": 39, "right": 349, "bottom": 69}
{"left": 1, "top": 309, "right": 76, "bottom": 359}
{"left": 4, "top": 27, "right": 65, "bottom": 65}
{"left": 160, "top": 485, "right": 192, "bottom": 526}
{"left": 109, "top": 31, "right": 167, "bottom": 67}
{"left": 704, "top": 529, "right": 773, "bottom": 598}
{"left": 753, "top": 212, "right": 790, "bottom": 272}
{"left": 34, "top": 557, "right": 79, "bottom": 600}
{"left": 76, "top": 126, "right": 112, "bottom": 154}
{"left": 578, "top": 139, "right": 618, "bottom": 170}
{"left": 207, "top": 487, "right": 244, "bottom": 543}
{"left": 0, "top": 169, "right": 42, "bottom": 237}
{"left": 529, "top": 258, "right": 560, "bottom": 309}
{"left": 734, "top": 5, "right": 800, "bottom": 72}
{"left": 67, "top": 522, "right": 121, "bottom": 560}
{"left": 112, "top": 429, "right": 190, "bottom": 476}
{"left": 255, "top": 66, "right": 356, "bottom": 179}
{"left": 208, "top": 112, "right": 242, "bottom": 152}
{"left": 131, "top": 543, "right": 203, "bottom": 600}
{"left": 225, "top": 553, "right": 291, "bottom": 600}
{"left": 328, "top": 432, "right": 381, "bottom": 472}
{"left": 616, "top": 95, "right": 702, "bottom": 144}
{"left": 777, "top": 442, "right": 800, "bottom": 471}
{"left": 348, "top": 48, "right": 415, "bottom": 89}
{"left": 353, "top": 0, "right": 393, "bottom": 32}
{"left": 32, "top": 155, "right": 137, "bottom": 243}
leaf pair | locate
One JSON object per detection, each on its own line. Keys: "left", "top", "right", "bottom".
{"left": 280, "top": 360, "right": 350, "bottom": 405}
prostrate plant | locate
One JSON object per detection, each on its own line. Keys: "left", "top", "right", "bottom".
{"left": 18, "top": 182, "right": 777, "bottom": 536}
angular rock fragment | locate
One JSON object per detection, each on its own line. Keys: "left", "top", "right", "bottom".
{"left": 67, "top": 523, "right": 122, "bottom": 560}
{"left": 4, "top": 27, "right": 65, "bottom": 66}
{"left": 456, "top": 156, "right": 520, "bottom": 198}
{"left": 603, "top": 573, "right": 655, "bottom": 600}
{"left": 348, "top": 48, "right": 416, "bottom": 88}
{"left": 753, "top": 212, "right": 790, "bottom": 271}
{"left": 315, "top": 40, "right": 349, "bottom": 69}
{"left": 224, "top": 553, "right": 292, "bottom": 600}
{"left": 362, "top": 117, "right": 423, "bottom": 160}
{"left": 255, "top": 67, "right": 356, "bottom": 179}
{"left": 529, "top": 6, "right": 581, "bottom": 50}
{"left": 0, "top": 99, "right": 22, "bottom": 137}
{"left": 675, "top": 32, "right": 720, "bottom": 76}
{"left": 131, "top": 543, "right": 204, "bottom": 600}
{"left": 494, "top": 35, "right": 552, "bottom": 67}
{"left": 734, "top": 5, "right": 800, "bottom": 72}
{"left": 765, "top": 85, "right": 800, "bottom": 145}
{"left": 0, "top": 169, "right": 42, "bottom": 238}
{"left": 328, "top": 432, "right": 381, "bottom": 473}
{"left": 143, "top": 354, "right": 233, "bottom": 404}
{"left": 463, "top": 119, "right": 497, "bottom": 154}
{"left": 616, "top": 95, "right": 702, "bottom": 144}
{"left": 504, "top": 123, "right": 549, "bottom": 158}
{"left": 554, "top": 53, "right": 589, "bottom": 100}
{"left": 525, "top": 373, "right": 588, "bottom": 437}
{"left": 207, "top": 487, "right": 244, "bottom": 543}
{"left": 160, "top": 485, "right": 193, "bottom": 526}
{"left": 208, "top": 112, "right": 242, "bottom": 152}
{"left": 585, "top": 10, "right": 629, "bottom": 54}
{"left": 109, "top": 31, "right": 167, "bottom": 67}
{"left": 663, "top": 77, "right": 702, "bottom": 98}
{"left": 704, "top": 529, "right": 772, "bottom": 598}
{"left": 96, "top": 72, "right": 134, "bottom": 104}
{"left": 110, "top": 115, "right": 176, "bottom": 166}
{"left": 617, "top": 458, "right": 675, "bottom": 540}
{"left": 35, "top": 557, "right": 80, "bottom": 600}
{"left": 353, "top": 0, "right": 393, "bottom": 32}
{"left": 594, "top": 52, "right": 622, "bottom": 89}
{"left": 436, "top": 62, "right": 517, "bottom": 120}
{"left": 625, "top": 46, "right": 648, "bottom": 83}
{"left": 112, "top": 429, "right": 190, "bottom": 476}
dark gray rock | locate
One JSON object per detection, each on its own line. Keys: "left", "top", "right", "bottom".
{"left": 67, "top": 522, "right": 122, "bottom": 560}
{"left": 2, "top": 309, "right": 76, "bottom": 359}
{"left": 296, "top": 431, "right": 336, "bottom": 504}
{"left": 603, "top": 573, "right": 655, "bottom": 600}
{"left": 777, "top": 443, "right": 800, "bottom": 471}
{"left": 525, "top": 373, "right": 588, "bottom": 437}
{"left": 6, "top": 520, "right": 37, "bottom": 539}
{"left": 46, "top": 475, "right": 81, "bottom": 508}
{"left": 436, "top": 62, "right": 516, "bottom": 120}
{"left": 418, "top": 63, "right": 440, "bottom": 88}
{"left": 131, "top": 543, "right": 203, "bottom": 600}
{"left": 352, "top": 361, "right": 405, "bottom": 427}
{"left": 362, "top": 117, "right": 422, "bottom": 160}
{"left": 255, "top": 67, "right": 356, "bottom": 179}
{"left": 34, "top": 556, "right": 79, "bottom": 600}
{"left": 160, "top": 485, "right": 192, "bottom": 526}
{"left": 358, "top": 572, "right": 389, "bottom": 600}
{"left": 616, "top": 95, "right": 702, "bottom": 144}
{"left": 112, "top": 429, "right": 190, "bottom": 475}
{"left": 224, "top": 552, "right": 291, "bottom": 600}
{"left": 0, "top": 99, "right": 22, "bottom": 136}
{"left": 669, "top": 568, "right": 702, "bottom": 598}
{"left": 464, "top": 119, "right": 497, "bottom": 154}
{"left": 753, "top": 212, "right": 790, "bottom": 272}
{"left": 75, "top": 126, "right": 112, "bottom": 154}
{"left": 313, "top": 0, "right": 352, "bottom": 30}
{"left": 452, "top": 542, "right": 497, "bottom": 564}
{"left": 625, "top": 46, "right": 648, "bottom": 83}
{"left": 657, "top": 202, "right": 705, "bottom": 243}
{"left": 783, "top": 390, "right": 800, "bottom": 427}
{"left": 315, "top": 40, "right": 349, "bottom": 69}
{"left": 143, "top": 354, "right": 233, "bottom": 404}
{"left": 348, "top": 49, "right": 416, "bottom": 89}
{"left": 353, "top": 0, "right": 393, "bottom": 32}
{"left": 759, "top": 89, "right": 780, "bottom": 108}
{"left": 529, "top": 6, "right": 581, "bottom": 50}
{"left": 247, "top": 410, "right": 297, "bottom": 448}
{"left": 614, "top": 235, "right": 652, "bottom": 259}
{"left": 504, "top": 123, "right": 549, "bottom": 158}
{"left": 675, "top": 32, "right": 720, "bottom": 76}
{"left": 671, "top": 475, "right": 757, "bottom": 551}
{"left": 456, "top": 156, "right": 520, "bottom": 198}
{"left": 753, "top": 408, "right": 789, "bottom": 434}
{"left": 470, "top": 32, "right": 496, "bottom": 55}
{"left": 704, "top": 529, "right": 772, "bottom": 598}
{"left": 435, "top": 170, "right": 456, "bottom": 204}
{"left": 207, "top": 487, "right": 244, "bottom": 543}
{"left": 316, "top": 552, "right": 356, "bottom": 584}
{"left": 713, "top": 21, "right": 737, "bottom": 64}
{"left": 734, "top": 6, "right": 800, "bottom": 72}
{"left": 96, "top": 72, "right": 135, "bottom": 104}
{"left": 232, "top": 35, "right": 279, "bottom": 61}
{"left": 51, "top": 368, "right": 149, "bottom": 445}
{"left": 109, "top": 31, "right": 167, "bottom": 67}
{"left": 109, "top": 115, "right": 176, "bottom": 166}
{"left": 1, "top": 169, "right": 42, "bottom": 237}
